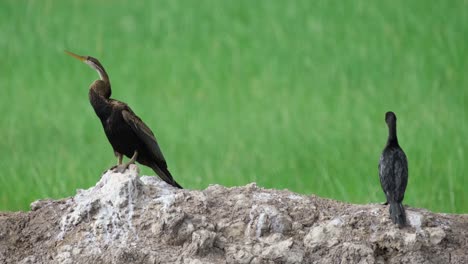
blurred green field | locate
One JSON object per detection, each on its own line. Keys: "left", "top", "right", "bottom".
{"left": 0, "top": 0, "right": 466, "bottom": 213}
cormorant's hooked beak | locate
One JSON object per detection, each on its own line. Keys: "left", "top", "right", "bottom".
{"left": 64, "top": 50, "right": 87, "bottom": 62}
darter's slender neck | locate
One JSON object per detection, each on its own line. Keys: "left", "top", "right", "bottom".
{"left": 94, "top": 64, "right": 110, "bottom": 85}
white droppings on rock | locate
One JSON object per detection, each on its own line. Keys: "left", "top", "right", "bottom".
{"left": 407, "top": 211, "right": 423, "bottom": 231}
{"left": 58, "top": 165, "right": 142, "bottom": 245}
{"left": 155, "top": 193, "right": 177, "bottom": 211}
{"left": 142, "top": 175, "right": 180, "bottom": 211}
{"left": 139, "top": 175, "right": 161, "bottom": 186}
{"left": 140, "top": 175, "right": 175, "bottom": 189}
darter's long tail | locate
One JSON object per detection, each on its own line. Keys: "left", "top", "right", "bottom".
{"left": 151, "top": 164, "right": 183, "bottom": 189}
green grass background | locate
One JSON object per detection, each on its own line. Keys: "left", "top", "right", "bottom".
{"left": 1, "top": 0, "right": 466, "bottom": 213}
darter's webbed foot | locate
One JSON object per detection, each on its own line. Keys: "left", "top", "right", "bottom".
{"left": 110, "top": 150, "right": 138, "bottom": 173}
{"left": 112, "top": 164, "right": 130, "bottom": 173}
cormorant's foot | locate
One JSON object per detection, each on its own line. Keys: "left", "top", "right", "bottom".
{"left": 381, "top": 201, "right": 389, "bottom": 205}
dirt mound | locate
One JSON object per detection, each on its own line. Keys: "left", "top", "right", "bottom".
{"left": 1, "top": 165, "right": 467, "bottom": 263}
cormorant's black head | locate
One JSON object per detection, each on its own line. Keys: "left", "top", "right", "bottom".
{"left": 385, "top": 111, "right": 397, "bottom": 125}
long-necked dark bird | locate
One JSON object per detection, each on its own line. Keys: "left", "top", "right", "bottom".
{"left": 65, "top": 50, "right": 182, "bottom": 189}
{"left": 379, "top": 111, "right": 408, "bottom": 227}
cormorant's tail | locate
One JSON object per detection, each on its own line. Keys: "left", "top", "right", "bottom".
{"left": 389, "top": 202, "right": 406, "bottom": 227}
{"left": 151, "top": 164, "right": 183, "bottom": 189}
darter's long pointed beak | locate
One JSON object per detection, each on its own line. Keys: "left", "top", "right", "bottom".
{"left": 64, "top": 50, "right": 86, "bottom": 62}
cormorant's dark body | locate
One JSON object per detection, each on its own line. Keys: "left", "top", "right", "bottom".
{"left": 379, "top": 111, "right": 407, "bottom": 227}
{"left": 67, "top": 51, "right": 182, "bottom": 189}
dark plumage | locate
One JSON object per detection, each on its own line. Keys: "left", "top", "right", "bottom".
{"left": 379, "top": 111, "right": 408, "bottom": 227}
{"left": 66, "top": 51, "right": 182, "bottom": 189}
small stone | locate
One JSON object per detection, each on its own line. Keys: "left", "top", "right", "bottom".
{"left": 260, "top": 238, "right": 293, "bottom": 260}
{"left": 304, "top": 220, "right": 342, "bottom": 249}
{"left": 427, "top": 227, "right": 446, "bottom": 245}
{"left": 271, "top": 214, "right": 292, "bottom": 234}
{"left": 404, "top": 233, "right": 417, "bottom": 245}
{"left": 224, "top": 221, "right": 246, "bottom": 239}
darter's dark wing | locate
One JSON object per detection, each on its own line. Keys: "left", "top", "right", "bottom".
{"left": 122, "top": 108, "right": 167, "bottom": 167}
{"left": 122, "top": 107, "right": 182, "bottom": 189}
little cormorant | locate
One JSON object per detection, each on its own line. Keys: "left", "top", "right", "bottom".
{"left": 378, "top": 111, "right": 408, "bottom": 227}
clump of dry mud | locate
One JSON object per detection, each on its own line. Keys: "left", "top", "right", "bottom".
{"left": 0, "top": 165, "right": 467, "bottom": 264}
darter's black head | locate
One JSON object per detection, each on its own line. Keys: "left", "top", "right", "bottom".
{"left": 385, "top": 111, "right": 397, "bottom": 125}
{"left": 84, "top": 57, "right": 106, "bottom": 78}
{"left": 65, "top": 50, "right": 111, "bottom": 98}
{"left": 65, "top": 50, "right": 109, "bottom": 81}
